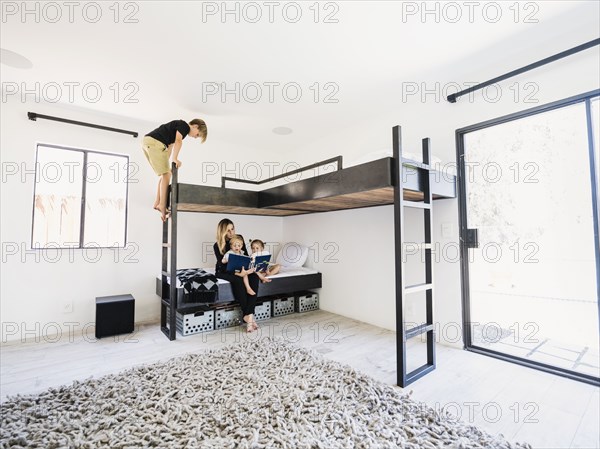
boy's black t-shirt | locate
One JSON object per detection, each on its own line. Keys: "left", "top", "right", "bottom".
{"left": 146, "top": 120, "right": 191, "bottom": 146}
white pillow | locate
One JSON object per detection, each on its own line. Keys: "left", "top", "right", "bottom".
{"left": 275, "top": 242, "right": 309, "bottom": 268}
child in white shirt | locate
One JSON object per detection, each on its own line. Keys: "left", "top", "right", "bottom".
{"left": 250, "top": 239, "right": 281, "bottom": 283}
{"left": 222, "top": 235, "right": 256, "bottom": 295}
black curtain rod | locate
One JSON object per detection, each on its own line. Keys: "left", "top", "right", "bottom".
{"left": 27, "top": 112, "right": 138, "bottom": 138}
{"left": 447, "top": 38, "right": 600, "bottom": 103}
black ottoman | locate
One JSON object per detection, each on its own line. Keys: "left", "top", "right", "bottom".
{"left": 95, "top": 294, "right": 135, "bottom": 339}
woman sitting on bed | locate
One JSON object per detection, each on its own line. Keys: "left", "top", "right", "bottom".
{"left": 213, "top": 218, "right": 260, "bottom": 332}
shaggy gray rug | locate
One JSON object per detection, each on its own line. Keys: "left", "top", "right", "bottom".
{"left": 1, "top": 338, "right": 530, "bottom": 449}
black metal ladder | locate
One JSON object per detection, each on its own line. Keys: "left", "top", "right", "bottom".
{"left": 393, "top": 125, "right": 436, "bottom": 387}
{"left": 160, "top": 163, "right": 178, "bottom": 340}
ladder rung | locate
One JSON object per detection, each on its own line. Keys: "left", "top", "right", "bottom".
{"left": 405, "top": 283, "right": 433, "bottom": 294}
{"left": 403, "top": 201, "right": 431, "bottom": 209}
{"left": 405, "top": 323, "right": 434, "bottom": 339}
{"left": 162, "top": 243, "right": 171, "bottom": 248}
{"left": 402, "top": 158, "right": 431, "bottom": 171}
{"left": 406, "top": 363, "right": 435, "bottom": 384}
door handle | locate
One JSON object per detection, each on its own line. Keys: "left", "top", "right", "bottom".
{"left": 466, "top": 228, "right": 479, "bottom": 248}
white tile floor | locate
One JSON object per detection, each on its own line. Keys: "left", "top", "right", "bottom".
{"left": 1, "top": 310, "right": 598, "bottom": 449}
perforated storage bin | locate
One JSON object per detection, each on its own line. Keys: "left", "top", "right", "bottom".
{"left": 295, "top": 291, "right": 319, "bottom": 313}
{"left": 166, "top": 308, "right": 214, "bottom": 336}
{"left": 215, "top": 304, "right": 243, "bottom": 329}
{"left": 273, "top": 295, "right": 295, "bottom": 317}
{"left": 254, "top": 300, "right": 272, "bottom": 321}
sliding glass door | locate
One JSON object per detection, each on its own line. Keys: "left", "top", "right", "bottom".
{"left": 458, "top": 91, "right": 600, "bottom": 385}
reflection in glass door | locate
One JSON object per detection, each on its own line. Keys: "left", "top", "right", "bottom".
{"left": 458, "top": 92, "right": 600, "bottom": 385}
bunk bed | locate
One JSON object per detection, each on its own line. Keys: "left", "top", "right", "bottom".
{"left": 159, "top": 125, "right": 457, "bottom": 387}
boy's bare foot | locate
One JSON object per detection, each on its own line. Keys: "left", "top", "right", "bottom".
{"left": 157, "top": 206, "right": 171, "bottom": 222}
{"left": 261, "top": 278, "right": 272, "bottom": 283}
{"left": 245, "top": 287, "right": 256, "bottom": 296}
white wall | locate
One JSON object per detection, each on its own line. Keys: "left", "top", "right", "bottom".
{"left": 0, "top": 98, "right": 283, "bottom": 342}
{"left": 282, "top": 48, "right": 600, "bottom": 348}
{"left": 2, "top": 28, "right": 598, "bottom": 346}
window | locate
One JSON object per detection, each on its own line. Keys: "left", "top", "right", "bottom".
{"left": 31, "top": 144, "right": 129, "bottom": 249}
{"left": 457, "top": 90, "right": 600, "bottom": 385}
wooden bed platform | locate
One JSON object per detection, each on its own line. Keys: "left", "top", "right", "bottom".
{"left": 175, "top": 157, "right": 456, "bottom": 215}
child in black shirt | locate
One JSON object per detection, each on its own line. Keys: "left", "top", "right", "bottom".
{"left": 142, "top": 119, "right": 207, "bottom": 221}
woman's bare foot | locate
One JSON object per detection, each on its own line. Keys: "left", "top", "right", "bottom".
{"left": 244, "top": 314, "right": 259, "bottom": 331}
{"left": 261, "top": 277, "right": 272, "bottom": 283}
{"left": 243, "top": 315, "right": 255, "bottom": 333}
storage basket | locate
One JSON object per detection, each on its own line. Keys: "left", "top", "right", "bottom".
{"left": 295, "top": 291, "right": 319, "bottom": 313}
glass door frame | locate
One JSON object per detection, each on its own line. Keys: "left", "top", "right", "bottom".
{"left": 456, "top": 89, "right": 600, "bottom": 386}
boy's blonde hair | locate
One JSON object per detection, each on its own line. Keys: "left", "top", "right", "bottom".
{"left": 189, "top": 118, "right": 208, "bottom": 143}
{"left": 230, "top": 234, "right": 244, "bottom": 247}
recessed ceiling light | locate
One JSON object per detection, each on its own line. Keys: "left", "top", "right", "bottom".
{"left": 1, "top": 48, "right": 33, "bottom": 69}
{"left": 273, "top": 126, "right": 293, "bottom": 135}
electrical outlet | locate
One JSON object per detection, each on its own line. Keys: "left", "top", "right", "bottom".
{"left": 63, "top": 301, "right": 73, "bottom": 314}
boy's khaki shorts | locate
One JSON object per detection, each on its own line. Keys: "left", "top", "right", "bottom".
{"left": 142, "top": 136, "right": 170, "bottom": 176}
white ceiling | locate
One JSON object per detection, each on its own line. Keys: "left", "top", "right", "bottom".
{"left": 1, "top": 1, "right": 598, "bottom": 152}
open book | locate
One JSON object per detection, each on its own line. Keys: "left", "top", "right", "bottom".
{"left": 226, "top": 253, "right": 271, "bottom": 273}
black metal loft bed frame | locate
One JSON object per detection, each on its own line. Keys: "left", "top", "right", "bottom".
{"left": 159, "top": 126, "right": 457, "bottom": 388}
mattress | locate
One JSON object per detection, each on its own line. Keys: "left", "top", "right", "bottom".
{"left": 159, "top": 267, "right": 322, "bottom": 309}
{"left": 164, "top": 266, "right": 319, "bottom": 287}
{"left": 204, "top": 266, "right": 319, "bottom": 280}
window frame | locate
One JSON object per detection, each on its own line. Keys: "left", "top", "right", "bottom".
{"left": 456, "top": 89, "right": 600, "bottom": 386}
{"left": 30, "top": 142, "right": 130, "bottom": 250}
